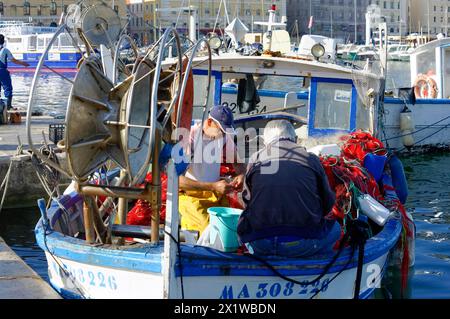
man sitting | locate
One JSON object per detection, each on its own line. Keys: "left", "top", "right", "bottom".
{"left": 237, "top": 120, "right": 340, "bottom": 257}
{"left": 178, "top": 105, "right": 245, "bottom": 235}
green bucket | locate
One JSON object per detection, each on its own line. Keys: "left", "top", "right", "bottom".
{"left": 207, "top": 207, "right": 243, "bottom": 252}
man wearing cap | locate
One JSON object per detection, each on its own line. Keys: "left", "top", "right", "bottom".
{"left": 0, "top": 34, "right": 30, "bottom": 110}
{"left": 178, "top": 105, "right": 245, "bottom": 234}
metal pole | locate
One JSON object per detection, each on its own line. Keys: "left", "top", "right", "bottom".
{"left": 427, "top": 1, "right": 430, "bottom": 41}
{"left": 83, "top": 197, "right": 96, "bottom": 244}
{"left": 354, "top": 0, "right": 357, "bottom": 43}
{"left": 154, "top": 3, "right": 157, "bottom": 42}
{"left": 330, "top": 10, "right": 333, "bottom": 38}
{"left": 150, "top": 129, "right": 162, "bottom": 244}
{"left": 309, "top": 0, "right": 312, "bottom": 35}
{"left": 117, "top": 170, "right": 129, "bottom": 226}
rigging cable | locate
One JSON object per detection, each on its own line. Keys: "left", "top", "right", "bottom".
{"left": 163, "top": 229, "right": 185, "bottom": 299}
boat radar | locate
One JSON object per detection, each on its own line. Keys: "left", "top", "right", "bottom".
{"left": 250, "top": 5, "right": 290, "bottom": 53}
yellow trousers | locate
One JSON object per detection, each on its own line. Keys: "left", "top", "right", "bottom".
{"left": 178, "top": 190, "right": 230, "bottom": 235}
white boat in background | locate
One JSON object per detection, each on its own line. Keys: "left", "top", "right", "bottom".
{"left": 295, "top": 35, "right": 339, "bottom": 62}
{"left": 355, "top": 45, "right": 379, "bottom": 61}
{"left": 388, "top": 44, "right": 413, "bottom": 62}
{"left": 1, "top": 21, "right": 82, "bottom": 71}
{"left": 337, "top": 44, "right": 360, "bottom": 60}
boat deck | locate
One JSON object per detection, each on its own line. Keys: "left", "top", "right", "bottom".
{"left": 0, "top": 236, "right": 60, "bottom": 299}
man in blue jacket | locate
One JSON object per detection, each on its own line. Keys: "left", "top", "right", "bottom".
{"left": 237, "top": 120, "right": 340, "bottom": 257}
{"left": 0, "top": 34, "right": 30, "bottom": 110}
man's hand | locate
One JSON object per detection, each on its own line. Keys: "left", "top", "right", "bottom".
{"left": 213, "top": 180, "right": 234, "bottom": 196}
{"left": 231, "top": 174, "right": 245, "bottom": 191}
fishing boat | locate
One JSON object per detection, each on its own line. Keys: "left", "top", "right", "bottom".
{"left": 211, "top": 37, "right": 450, "bottom": 152}
{"left": 388, "top": 45, "right": 412, "bottom": 62}
{"left": 1, "top": 21, "right": 82, "bottom": 72}
{"left": 26, "top": 3, "right": 414, "bottom": 299}
{"left": 355, "top": 45, "right": 379, "bottom": 61}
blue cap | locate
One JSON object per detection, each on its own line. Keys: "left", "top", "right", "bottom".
{"left": 209, "top": 105, "right": 236, "bottom": 133}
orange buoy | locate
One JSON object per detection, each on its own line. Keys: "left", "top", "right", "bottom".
{"left": 413, "top": 73, "right": 438, "bottom": 99}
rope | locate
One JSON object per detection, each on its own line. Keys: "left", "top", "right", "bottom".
{"left": 242, "top": 230, "right": 352, "bottom": 290}
{"left": 163, "top": 229, "right": 185, "bottom": 299}
{"left": 0, "top": 160, "right": 13, "bottom": 214}
{"left": 0, "top": 138, "right": 25, "bottom": 213}
{"left": 383, "top": 114, "right": 450, "bottom": 142}
{"left": 42, "top": 218, "right": 87, "bottom": 299}
{"left": 309, "top": 245, "right": 356, "bottom": 299}
{"left": 396, "top": 123, "right": 450, "bottom": 153}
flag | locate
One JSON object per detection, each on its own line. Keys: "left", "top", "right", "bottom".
{"left": 308, "top": 16, "right": 314, "bottom": 29}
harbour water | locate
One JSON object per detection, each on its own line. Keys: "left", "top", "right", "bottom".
{"left": 0, "top": 62, "right": 449, "bottom": 298}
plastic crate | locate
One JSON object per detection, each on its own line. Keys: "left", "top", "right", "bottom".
{"left": 49, "top": 124, "right": 65, "bottom": 144}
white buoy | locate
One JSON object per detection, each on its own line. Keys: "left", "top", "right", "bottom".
{"left": 400, "top": 106, "right": 415, "bottom": 148}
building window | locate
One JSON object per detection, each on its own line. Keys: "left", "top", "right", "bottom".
{"left": 23, "top": 1, "right": 30, "bottom": 16}
{"left": 114, "top": 5, "right": 119, "bottom": 13}
{"left": 37, "top": 5, "right": 42, "bottom": 16}
{"left": 0, "top": 2, "right": 4, "bottom": 15}
{"left": 50, "top": 1, "right": 57, "bottom": 16}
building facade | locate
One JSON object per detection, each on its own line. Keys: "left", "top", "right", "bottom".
{"left": 0, "top": 0, "right": 126, "bottom": 26}
{"left": 286, "top": 0, "right": 409, "bottom": 43}
{"left": 410, "top": 0, "right": 450, "bottom": 37}
{"left": 370, "top": 0, "right": 409, "bottom": 36}
{"left": 154, "top": 1, "right": 286, "bottom": 36}
{"left": 126, "top": 0, "right": 146, "bottom": 45}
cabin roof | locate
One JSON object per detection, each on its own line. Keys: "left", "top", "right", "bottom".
{"left": 412, "top": 37, "right": 450, "bottom": 56}
{"left": 189, "top": 55, "right": 381, "bottom": 81}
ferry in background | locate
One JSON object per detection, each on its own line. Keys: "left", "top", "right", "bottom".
{"left": 1, "top": 21, "right": 82, "bottom": 72}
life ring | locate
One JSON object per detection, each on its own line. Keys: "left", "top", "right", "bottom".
{"left": 413, "top": 74, "right": 438, "bottom": 99}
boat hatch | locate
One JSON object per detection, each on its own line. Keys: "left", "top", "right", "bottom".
{"left": 308, "top": 77, "right": 357, "bottom": 137}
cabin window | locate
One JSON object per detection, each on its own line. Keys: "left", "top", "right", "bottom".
{"left": 37, "top": 37, "right": 45, "bottom": 49}
{"left": 416, "top": 50, "right": 436, "bottom": 78}
{"left": 6, "top": 37, "right": 22, "bottom": 44}
{"left": 23, "top": 1, "right": 31, "bottom": 16}
{"left": 444, "top": 48, "right": 450, "bottom": 99}
{"left": 59, "top": 34, "right": 72, "bottom": 48}
{"left": 50, "top": 1, "right": 57, "bottom": 16}
{"left": 28, "top": 36, "right": 37, "bottom": 51}
{"left": 192, "top": 70, "right": 221, "bottom": 120}
{"left": 314, "top": 82, "right": 352, "bottom": 130}
{"left": 220, "top": 73, "right": 308, "bottom": 118}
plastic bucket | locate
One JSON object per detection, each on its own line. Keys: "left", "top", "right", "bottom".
{"left": 364, "top": 153, "right": 387, "bottom": 181}
{"left": 207, "top": 207, "right": 243, "bottom": 252}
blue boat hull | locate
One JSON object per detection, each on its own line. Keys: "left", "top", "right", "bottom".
{"left": 9, "top": 52, "right": 82, "bottom": 72}
{"left": 35, "top": 192, "right": 402, "bottom": 299}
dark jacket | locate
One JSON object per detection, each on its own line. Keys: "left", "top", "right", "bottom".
{"left": 237, "top": 139, "right": 336, "bottom": 243}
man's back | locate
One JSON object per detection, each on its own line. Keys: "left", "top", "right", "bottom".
{"left": 238, "top": 139, "right": 336, "bottom": 243}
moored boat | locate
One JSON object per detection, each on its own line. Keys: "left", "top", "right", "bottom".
{"left": 26, "top": 3, "right": 414, "bottom": 300}
{"left": 1, "top": 21, "right": 82, "bottom": 72}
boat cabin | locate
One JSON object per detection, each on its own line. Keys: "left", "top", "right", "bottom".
{"left": 410, "top": 37, "right": 450, "bottom": 99}
{"left": 190, "top": 55, "right": 381, "bottom": 152}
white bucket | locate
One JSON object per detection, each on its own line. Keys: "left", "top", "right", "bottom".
{"left": 357, "top": 194, "right": 392, "bottom": 226}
